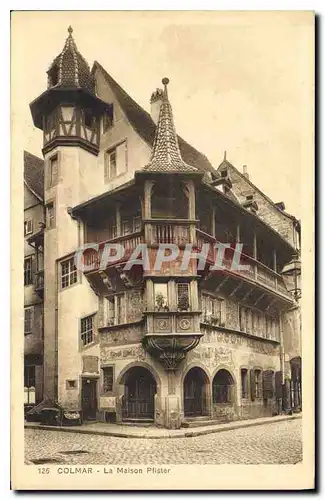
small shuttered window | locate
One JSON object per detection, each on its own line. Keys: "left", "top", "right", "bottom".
{"left": 263, "top": 370, "right": 275, "bottom": 399}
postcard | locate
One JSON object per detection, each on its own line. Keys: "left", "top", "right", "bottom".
{"left": 11, "top": 10, "right": 314, "bottom": 490}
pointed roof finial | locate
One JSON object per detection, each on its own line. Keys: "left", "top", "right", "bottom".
{"left": 143, "top": 78, "right": 197, "bottom": 173}
{"left": 224, "top": 150, "right": 227, "bottom": 161}
{"left": 162, "top": 77, "right": 169, "bottom": 97}
{"left": 68, "top": 25, "right": 73, "bottom": 35}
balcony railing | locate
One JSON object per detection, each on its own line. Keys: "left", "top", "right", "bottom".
{"left": 150, "top": 220, "right": 192, "bottom": 245}
{"left": 196, "top": 229, "right": 291, "bottom": 299}
{"left": 83, "top": 231, "right": 144, "bottom": 271}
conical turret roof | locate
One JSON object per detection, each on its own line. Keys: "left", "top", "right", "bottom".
{"left": 143, "top": 78, "right": 198, "bottom": 173}
{"left": 47, "top": 26, "right": 95, "bottom": 94}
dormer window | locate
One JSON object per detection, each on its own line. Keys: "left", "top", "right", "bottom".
{"left": 246, "top": 195, "right": 254, "bottom": 201}
{"left": 220, "top": 169, "right": 228, "bottom": 178}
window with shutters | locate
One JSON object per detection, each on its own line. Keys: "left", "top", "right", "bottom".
{"left": 105, "top": 294, "right": 126, "bottom": 325}
{"left": 241, "top": 368, "right": 248, "bottom": 399}
{"left": 24, "top": 257, "right": 33, "bottom": 286}
{"left": 251, "top": 369, "right": 262, "bottom": 399}
{"left": 104, "top": 141, "right": 127, "bottom": 181}
{"left": 102, "top": 366, "right": 114, "bottom": 393}
{"left": 105, "top": 149, "right": 117, "bottom": 180}
{"left": 262, "top": 370, "right": 275, "bottom": 399}
{"left": 202, "top": 294, "right": 222, "bottom": 323}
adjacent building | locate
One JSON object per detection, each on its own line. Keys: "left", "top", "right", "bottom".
{"left": 25, "top": 27, "right": 301, "bottom": 427}
{"left": 24, "top": 151, "right": 44, "bottom": 409}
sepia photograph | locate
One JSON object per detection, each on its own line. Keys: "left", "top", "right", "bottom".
{"left": 11, "top": 10, "right": 314, "bottom": 490}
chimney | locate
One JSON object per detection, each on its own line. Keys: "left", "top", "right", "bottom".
{"left": 150, "top": 88, "right": 164, "bottom": 124}
{"left": 243, "top": 165, "right": 249, "bottom": 179}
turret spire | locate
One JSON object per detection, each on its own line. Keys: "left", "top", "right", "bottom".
{"left": 143, "top": 78, "right": 198, "bottom": 173}
{"left": 46, "top": 26, "right": 95, "bottom": 94}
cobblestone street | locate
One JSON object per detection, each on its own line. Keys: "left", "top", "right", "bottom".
{"left": 25, "top": 419, "right": 302, "bottom": 465}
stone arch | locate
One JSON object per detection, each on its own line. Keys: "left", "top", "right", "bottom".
{"left": 182, "top": 365, "right": 211, "bottom": 418}
{"left": 211, "top": 364, "right": 237, "bottom": 386}
{"left": 181, "top": 362, "right": 212, "bottom": 385}
{"left": 212, "top": 368, "right": 236, "bottom": 404}
{"left": 115, "top": 362, "right": 162, "bottom": 423}
{"left": 116, "top": 361, "right": 162, "bottom": 395}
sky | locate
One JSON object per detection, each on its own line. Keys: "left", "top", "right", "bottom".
{"left": 12, "top": 11, "right": 313, "bottom": 219}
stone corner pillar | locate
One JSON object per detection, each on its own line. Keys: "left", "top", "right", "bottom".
{"left": 165, "top": 395, "right": 181, "bottom": 429}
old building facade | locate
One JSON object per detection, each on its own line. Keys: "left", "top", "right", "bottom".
{"left": 26, "top": 27, "right": 301, "bottom": 428}
{"left": 24, "top": 151, "right": 44, "bottom": 408}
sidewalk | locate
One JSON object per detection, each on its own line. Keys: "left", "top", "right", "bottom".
{"left": 25, "top": 413, "right": 302, "bottom": 439}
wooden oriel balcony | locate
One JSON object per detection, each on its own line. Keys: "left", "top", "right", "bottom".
{"left": 196, "top": 228, "right": 292, "bottom": 301}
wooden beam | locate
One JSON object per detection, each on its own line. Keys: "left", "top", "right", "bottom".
{"left": 216, "top": 276, "right": 229, "bottom": 292}
{"left": 253, "top": 292, "right": 265, "bottom": 307}
{"left": 242, "top": 287, "right": 254, "bottom": 302}
{"left": 230, "top": 281, "right": 243, "bottom": 297}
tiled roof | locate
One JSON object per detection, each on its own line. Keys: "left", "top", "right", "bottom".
{"left": 47, "top": 26, "right": 95, "bottom": 94}
{"left": 24, "top": 151, "right": 44, "bottom": 200}
{"left": 144, "top": 80, "right": 198, "bottom": 173}
{"left": 93, "top": 61, "right": 217, "bottom": 176}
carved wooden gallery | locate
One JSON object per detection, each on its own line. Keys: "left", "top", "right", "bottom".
{"left": 24, "top": 27, "right": 302, "bottom": 428}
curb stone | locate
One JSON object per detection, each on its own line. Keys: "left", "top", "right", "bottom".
{"left": 25, "top": 414, "right": 302, "bottom": 440}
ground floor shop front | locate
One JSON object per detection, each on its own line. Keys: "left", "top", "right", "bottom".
{"left": 60, "top": 333, "right": 283, "bottom": 429}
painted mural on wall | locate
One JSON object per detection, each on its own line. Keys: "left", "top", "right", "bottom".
{"left": 201, "top": 327, "right": 279, "bottom": 355}
{"left": 187, "top": 345, "right": 233, "bottom": 369}
{"left": 100, "top": 324, "right": 143, "bottom": 346}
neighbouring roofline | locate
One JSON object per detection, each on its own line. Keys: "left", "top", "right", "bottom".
{"left": 218, "top": 160, "right": 300, "bottom": 228}
{"left": 24, "top": 150, "right": 44, "bottom": 201}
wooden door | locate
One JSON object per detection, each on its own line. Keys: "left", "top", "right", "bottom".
{"left": 82, "top": 378, "right": 98, "bottom": 420}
